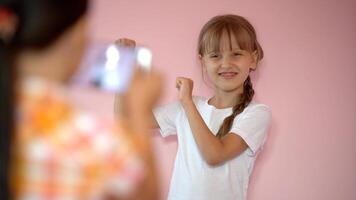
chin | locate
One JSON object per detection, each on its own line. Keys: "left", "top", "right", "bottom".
{"left": 215, "top": 85, "right": 238, "bottom": 93}
{"left": 221, "top": 83, "right": 245, "bottom": 93}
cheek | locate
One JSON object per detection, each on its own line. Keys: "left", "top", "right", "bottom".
{"left": 240, "top": 67, "right": 251, "bottom": 79}
{"left": 64, "top": 38, "right": 87, "bottom": 80}
{"left": 75, "top": 27, "right": 87, "bottom": 60}
{"left": 239, "top": 59, "right": 254, "bottom": 71}
{"left": 204, "top": 60, "right": 218, "bottom": 70}
{"left": 205, "top": 64, "right": 218, "bottom": 77}
{"left": 75, "top": 37, "right": 87, "bottom": 65}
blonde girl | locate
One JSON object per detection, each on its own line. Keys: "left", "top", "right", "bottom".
{"left": 118, "top": 14, "right": 271, "bottom": 200}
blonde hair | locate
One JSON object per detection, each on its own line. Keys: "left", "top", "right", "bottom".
{"left": 197, "top": 14, "right": 264, "bottom": 139}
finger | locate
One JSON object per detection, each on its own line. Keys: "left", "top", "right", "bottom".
{"left": 122, "top": 38, "right": 135, "bottom": 46}
{"left": 127, "top": 39, "right": 136, "bottom": 46}
{"left": 176, "top": 77, "right": 184, "bottom": 84}
{"left": 176, "top": 80, "right": 181, "bottom": 89}
{"left": 115, "top": 38, "right": 136, "bottom": 47}
{"left": 176, "top": 78, "right": 182, "bottom": 85}
{"left": 114, "top": 38, "right": 123, "bottom": 45}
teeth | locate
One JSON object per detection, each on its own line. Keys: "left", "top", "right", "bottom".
{"left": 218, "top": 72, "right": 238, "bottom": 78}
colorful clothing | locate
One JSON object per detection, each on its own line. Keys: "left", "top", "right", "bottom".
{"left": 12, "top": 77, "right": 145, "bottom": 199}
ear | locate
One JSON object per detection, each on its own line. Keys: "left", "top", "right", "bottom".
{"left": 250, "top": 51, "right": 258, "bottom": 71}
{"left": 0, "top": 9, "right": 18, "bottom": 43}
{"left": 199, "top": 54, "right": 207, "bottom": 72}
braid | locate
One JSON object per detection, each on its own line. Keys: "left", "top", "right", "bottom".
{"left": 216, "top": 76, "right": 254, "bottom": 139}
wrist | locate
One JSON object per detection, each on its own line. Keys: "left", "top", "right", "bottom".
{"left": 181, "top": 97, "right": 194, "bottom": 109}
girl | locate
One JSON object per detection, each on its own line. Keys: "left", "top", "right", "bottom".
{"left": 0, "top": 0, "right": 160, "bottom": 199}
{"left": 117, "top": 14, "right": 271, "bottom": 200}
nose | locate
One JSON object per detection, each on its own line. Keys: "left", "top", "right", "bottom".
{"left": 221, "top": 55, "right": 232, "bottom": 68}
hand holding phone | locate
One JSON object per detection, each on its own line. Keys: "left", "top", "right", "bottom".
{"left": 89, "top": 42, "right": 152, "bottom": 94}
{"left": 115, "top": 38, "right": 136, "bottom": 48}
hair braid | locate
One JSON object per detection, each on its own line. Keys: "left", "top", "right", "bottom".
{"left": 216, "top": 76, "right": 254, "bottom": 139}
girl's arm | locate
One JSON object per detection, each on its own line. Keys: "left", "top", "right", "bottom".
{"left": 176, "top": 77, "right": 248, "bottom": 166}
{"left": 112, "top": 70, "right": 162, "bottom": 200}
{"left": 113, "top": 38, "right": 160, "bottom": 130}
{"left": 124, "top": 111, "right": 158, "bottom": 200}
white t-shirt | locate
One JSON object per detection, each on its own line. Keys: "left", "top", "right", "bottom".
{"left": 154, "top": 96, "right": 271, "bottom": 200}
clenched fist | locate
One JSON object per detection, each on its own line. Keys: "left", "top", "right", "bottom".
{"left": 176, "top": 77, "right": 194, "bottom": 105}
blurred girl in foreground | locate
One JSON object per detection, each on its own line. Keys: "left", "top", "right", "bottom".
{"left": 0, "top": 0, "right": 161, "bottom": 199}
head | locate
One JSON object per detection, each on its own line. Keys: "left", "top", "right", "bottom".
{"left": 197, "top": 14, "right": 263, "bottom": 138}
{"left": 0, "top": 0, "right": 88, "bottom": 198}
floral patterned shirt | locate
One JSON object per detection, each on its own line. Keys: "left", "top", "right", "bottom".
{"left": 12, "top": 77, "right": 145, "bottom": 199}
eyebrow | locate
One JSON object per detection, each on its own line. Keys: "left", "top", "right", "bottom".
{"left": 206, "top": 48, "right": 244, "bottom": 54}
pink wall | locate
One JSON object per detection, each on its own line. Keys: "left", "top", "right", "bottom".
{"left": 79, "top": 0, "right": 356, "bottom": 199}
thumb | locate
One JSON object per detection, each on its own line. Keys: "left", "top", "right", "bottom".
{"left": 176, "top": 79, "right": 182, "bottom": 89}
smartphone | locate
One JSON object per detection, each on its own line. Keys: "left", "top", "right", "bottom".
{"left": 87, "top": 44, "right": 152, "bottom": 93}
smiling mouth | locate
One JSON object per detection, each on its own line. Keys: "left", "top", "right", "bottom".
{"left": 218, "top": 72, "right": 238, "bottom": 78}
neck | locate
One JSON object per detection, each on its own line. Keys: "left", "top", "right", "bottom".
{"left": 209, "top": 87, "right": 244, "bottom": 109}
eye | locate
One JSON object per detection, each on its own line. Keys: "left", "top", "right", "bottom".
{"left": 233, "top": 52, "right": 242, "bottom": 56}
{"left": 208, "top": 53, "right": 220, "bottom": 59}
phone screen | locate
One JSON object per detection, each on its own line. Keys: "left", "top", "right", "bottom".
{"left": 86, "top": 44, "right": 152, "bottom": 93}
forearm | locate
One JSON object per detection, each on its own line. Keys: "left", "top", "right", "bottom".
{"left": 182, "top": 100, "right": 225, "bottom": 165}
{"left": 114, "top": 94, "right": 159, "bottom": 129}
{"left": 124, "top": 111, "right": 159, "bottom": 200}
{"left": 132, "top": 110, "right": 159, "bottom": 130}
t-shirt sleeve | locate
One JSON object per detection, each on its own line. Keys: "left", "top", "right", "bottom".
{"left": 153, "top": 101, "right": 182, "bottom": 137}
{"left": 230, "top": 104, "right": 272, "bottom": 156}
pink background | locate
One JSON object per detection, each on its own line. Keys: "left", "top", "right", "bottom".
{"left": 71, "top": 0, "right": 356, "bottom": 199}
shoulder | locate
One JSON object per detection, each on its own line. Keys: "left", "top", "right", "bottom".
{"left": 192, "top": 95, "right": 207, "bottom": 102}
{"left": 192, "top": 95, "right": 208, "bottom": 106}
{"left": 155, "top": 99, "right": 182, "bottom": 112}
{"left": 156, "top": 96, "right": 207, "bottom": 111}
{"left": 246, "top": 102, "right": 271, "bottom": 112}
{"left": 153, "top": 99, "right": 183, "bottom": 120}
{"left": 240, "top": 102, "right": 272, "bottom": 120}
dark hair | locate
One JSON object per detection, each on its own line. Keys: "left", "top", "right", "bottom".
{"left": 0, "top": 0, "right": 88, "bottom": 199}
{"left": 197, "top": 14, "right": 263, "bottom": 139}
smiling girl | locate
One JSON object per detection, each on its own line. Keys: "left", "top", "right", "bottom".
{"left": 117, "top": 14, "right": 271, "bottom": 200}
